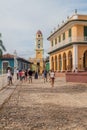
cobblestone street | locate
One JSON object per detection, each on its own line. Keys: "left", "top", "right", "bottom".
{"left": 0, "top": 77, "right": 87, "bottom": 130}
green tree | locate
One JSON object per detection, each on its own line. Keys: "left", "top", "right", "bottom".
{"left": 0, "top": 40, "right": 6, "bottom": 58}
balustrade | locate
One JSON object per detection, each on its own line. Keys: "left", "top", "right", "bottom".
{"left": 48, "top": 36, "right": 87, "bottom": 53}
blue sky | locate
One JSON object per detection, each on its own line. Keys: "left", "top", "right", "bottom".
{"left": 0, "top": 0, "right": 87, "bottom": 59}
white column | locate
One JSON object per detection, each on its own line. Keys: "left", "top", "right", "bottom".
{"left": 73, "top": 44, "right": 78, "bottom": 71}
{"left": 14, "top": 50, "right": 17, "bottom": 81}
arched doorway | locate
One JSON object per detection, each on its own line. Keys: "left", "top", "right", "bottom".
{"left": 51, "top": 57, "right": 54, "bottom": 70}
{"left": 59, "top": 54, "right": 62, "bottom": 71}
{"left": 63, "top": 53, "right": 66, "bottom": 71}
{"left": 37, "top": 62, "right": 40, "bottom": 73}
{"left": 55, "top": 55, "right": 57, "bottom": 71}
{"left": 68, "top": 51, "right": 72, "bottom": 71}
{"left": 83, "top": 50, "right": 87, "bottom": 70}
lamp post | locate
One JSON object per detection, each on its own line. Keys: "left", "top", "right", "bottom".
{"left": 14, "top": 50, "right": 17, "bottom": 81}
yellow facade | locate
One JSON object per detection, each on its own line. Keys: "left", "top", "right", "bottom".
{"left": 48, "top": 13, "right": 87, "bottom": 72}
{"left": 29, "top": 30, "right": 44, "bottom": 74}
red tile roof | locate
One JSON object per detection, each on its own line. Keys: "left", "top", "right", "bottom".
{"left": 2, "top": 53, "right": 31, "bottom": 63}
{"left": 2, "top": 53, "right": 14, "bottom": 58}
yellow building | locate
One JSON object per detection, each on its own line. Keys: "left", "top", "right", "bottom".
{"left": 29, "top": 30, "right": 44, "bottom": 74}
{"left": 47, "top": 12, "right": 87, "bottom": 72}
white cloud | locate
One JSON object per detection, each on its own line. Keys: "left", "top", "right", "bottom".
{"left": 0, "top": 0, "right": 87, "bottom": 59}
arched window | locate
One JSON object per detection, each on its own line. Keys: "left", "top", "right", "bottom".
{"left": 38, "top": 44, "right": 40, "bottom": 48}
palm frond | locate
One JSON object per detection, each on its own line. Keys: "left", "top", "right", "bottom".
{"left": 0, "top": 40, "right": 6, "bottom": 51}
{"left": 0, "top": 49, "right": 2, "bottom": 58}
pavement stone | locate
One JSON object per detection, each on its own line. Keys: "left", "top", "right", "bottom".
{"left": 0, "top": 77, "right": 87, "bottom": 129}
{"left": 0, "top": 79, "right": 20, "bottom": 109}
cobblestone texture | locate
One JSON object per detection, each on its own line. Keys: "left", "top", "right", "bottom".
{"left": 0, "top": 78, "right": 87, "bottom": 130}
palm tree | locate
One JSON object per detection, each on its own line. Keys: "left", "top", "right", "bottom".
{"left": 0, "top": 40, "right": 6, "bottom": 58}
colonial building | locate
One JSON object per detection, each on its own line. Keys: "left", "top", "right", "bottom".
{"left": 0, "top": 53, "right": 31, "bottom": 74}
{"left": 47, "top": 11, "right": 87, "bottom": 72}
{"left": 29, "top": 30, "right": 44, "bottom": 74}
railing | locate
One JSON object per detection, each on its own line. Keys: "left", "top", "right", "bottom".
{"left": 48, "top": 36, "right": 87, "bottom": 53}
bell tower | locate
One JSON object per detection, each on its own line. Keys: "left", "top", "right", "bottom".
{"left": 35, "top": 30, "right": 44, "bottom": 73}
{"left": 36, "top": 30, "right": 44, "bottom": 59}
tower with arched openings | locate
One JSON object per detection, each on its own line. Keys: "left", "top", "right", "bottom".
{"left": 29, "top": 30, "right": 44, "bottom": 74}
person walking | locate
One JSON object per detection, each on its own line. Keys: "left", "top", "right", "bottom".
{"left": 16, "top": 69, "right": 19, "bottom": 80}
{"left": 28, "top": 68, "right": 33, "bottom": 83}
{"left": 25, "top": 69, "right": 28, "bottom": 81}
{"left": 19, "top": 70, "right": 22, "bottom": 81}
{"left": 43, "top": 69, "right": 47, "bottom": 83}
{"left": 7, "top": 69, "right": 13, "bottom": 85}
{"left": 21, "top": 69, "right": 25, "bottom": 82}
{"left": 50, "top": 69, "right": 55, "bottom": 87}
{"left": 34, "top": 71, "right": 38, "bottom": 79}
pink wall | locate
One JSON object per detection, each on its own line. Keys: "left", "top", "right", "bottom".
{"left": 66, "top": 72, "right": 87, "bottom": 83}
{"left": 55, "top": 72, "right": 65, "bottom": 77}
